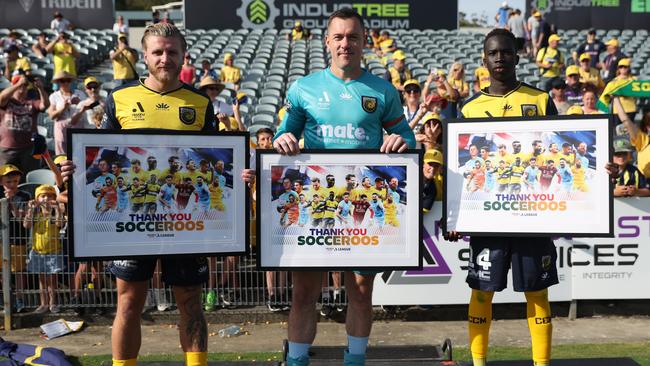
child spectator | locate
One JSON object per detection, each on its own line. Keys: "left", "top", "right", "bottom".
{"left": 612, "top": 139, "right": 650, "bottom": 197}
{"left": 0, "top": 164, "right": 31, "bottom": 312}
{"left": 23, "top": 185, "right": 65, "bottom": 313}
{"left": 423, "top": 149, "right": 444, "bottom": 211}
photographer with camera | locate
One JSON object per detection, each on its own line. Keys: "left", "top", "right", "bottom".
{"left": 110, "top": 35, "right": 139, "bottom": 86}
{"left": 3, "top": 45, "right": 32, "bottom": 79}
{"left": 0, "top": 74, "right": 49, "bottom": 172}
{"left": 46, "top": 32, "right": 79, "bottom": 81}
{"left": 47, "top": 71, "right": 88, "bottom": 155}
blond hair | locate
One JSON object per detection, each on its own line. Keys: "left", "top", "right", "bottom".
{"left": 141, "top": 23, "right": 187, "bottom": 51}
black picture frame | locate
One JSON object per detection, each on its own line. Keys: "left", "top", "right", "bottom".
{"left": 255, "top": 149, "right": 423, "bottom": 271}
{"left": 67, "top": 128, "right": 250, "bottom": 260}
{"left": 442, "top": 114, "right": 614, "bottom": 238}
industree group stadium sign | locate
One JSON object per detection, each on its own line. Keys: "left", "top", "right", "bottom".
{"left": 184, "top": 0, "right": 458, "bottom": 30}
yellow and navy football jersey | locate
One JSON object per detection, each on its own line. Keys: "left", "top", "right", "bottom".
{"left": 460, "top": 82, "right": 558, "bottom": 118}
{"left": 102, "top": 79, "right": 215, "bottom": 131}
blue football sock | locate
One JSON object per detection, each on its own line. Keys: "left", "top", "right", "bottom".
{"left": 347, "top": 335, "right": 369, "bottom": 355}
{"left": 288, "top": 341, "right": 311, "bottom": 360}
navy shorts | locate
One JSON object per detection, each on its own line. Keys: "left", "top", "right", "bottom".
{"left": 108, "top": 256, "right": 209, "bottom": 286}
{"left": 466, "top": 236, "right": 558, "bottom": 292}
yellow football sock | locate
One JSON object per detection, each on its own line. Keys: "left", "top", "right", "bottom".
{"left": 112, "top": 359, "right": 137, "bottom": 366}
{"left": 468, "top": 289, "right": 494, "bottom": 363}
{"left": 185, "top": 351, "right": 207, "bottom": 366}
{"left": 525, "top": 289, "right": 552, "bottom": 365}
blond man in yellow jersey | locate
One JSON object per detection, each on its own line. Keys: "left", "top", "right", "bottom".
{"left": 452, "top": 29, "right": 558, "bottom": 366}
{"left": 54, "top": 23, "right": 259, "bottom": 366}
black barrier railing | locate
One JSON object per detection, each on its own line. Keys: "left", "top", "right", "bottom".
{"left": 0, "top": 199, "right": 347, "bottom": 328}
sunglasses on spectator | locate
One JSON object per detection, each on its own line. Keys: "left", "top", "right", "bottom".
{"left": 618, "top": 65, "right": 629, "bottom": 68}
{"left": 58, "top": 79, "right": 72, "bottom": 84}
{"left": 205, "top": 86, "right": 219, "bottom": 91}
{"left": 404, "top": 87, "right": 421, "bottom": 94}
{"left": 86, "top": 84, "right": 99, "bottom": 89}
{"left": 568, "top": 74, "right": 579, "bottom": 78}
{"left": 580, "top": 59, "right": 589, "bottom": 63}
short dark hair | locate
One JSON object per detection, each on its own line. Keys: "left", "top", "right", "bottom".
{"left": 256, "top": 127, "right": 274, "bottom": 138}
{"left": 327, "top": 7, "right": 364, "bottom": 30}
{"left": 483, "top": 28, "right": 516, "bottom": 52}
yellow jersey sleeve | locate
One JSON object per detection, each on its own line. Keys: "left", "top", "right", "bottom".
{"left": 460, "top": 83, "right": 558, "bottom": 118}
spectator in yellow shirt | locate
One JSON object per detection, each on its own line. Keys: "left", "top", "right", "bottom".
{"left": 536, "top": 34, "right": 564, "bottom": 91}
{"left": 220, "top": 52, "right": 241, "bottom": 90}
{"left": 287, "top": 21, "right": 310, "bottom": 41}
{"left": 110, "top": 35, "right": 139, "bottom": 86}
{"left": 474, "top": 53, "right": 491, "bottom": 93}
{"left": 46, "top": 32, "right": 79, "bottom": 79}
{"left": 376, "top": 30, "right": 397, "bottom": 57}
{"left": 577, "top": 53, "right": 604, "bottom": 94}
{"left": 603, "top": 58, "right": 637, "bottom": 124}
{"left": 3, "top": 45, "right": 31, "bottom": 79}
{"left": 614, "top": 97, "right": 650, "bottom": 179}
{"left": 384, "top": 50, "right": 411, "bottom": 91}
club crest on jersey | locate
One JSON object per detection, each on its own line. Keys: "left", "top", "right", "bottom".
{"left": 521, "top": 104, "right": 538, "bottom": 117}
{"left": 541, "top": 255, "right": 552, "bottom": 271}
{"left": 179, "top": 107, "right": 196, "bottom": 125}
{"left": 362, "top": 96, "right": 377, "bottom": 113}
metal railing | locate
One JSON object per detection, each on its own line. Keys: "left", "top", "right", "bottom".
{"left": 1, "top": 199, "right": 346, "bottom": 328}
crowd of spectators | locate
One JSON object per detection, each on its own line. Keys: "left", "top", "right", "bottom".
{"left": 0, "top": 9, "right": 648, "bottom": 314}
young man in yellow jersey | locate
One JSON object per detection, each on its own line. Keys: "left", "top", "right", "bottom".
{"left": 451, "top": 28, "right": 559, "bottom": 366}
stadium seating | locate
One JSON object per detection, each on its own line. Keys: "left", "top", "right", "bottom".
{"left": 2, "top": 26, "right": 649, "bottom": 139}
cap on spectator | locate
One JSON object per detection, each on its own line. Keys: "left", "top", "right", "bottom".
{"left": 403, "top": 79, "right": 420, "bottom": 89}
{"left": 424, "top": 149, "right": 443, "bottom": 165}
{"left": 425, "top": 93, "right": 449, "bottom": 109}
{"left": 53, "top": 11, "right": 62, "bottom": 18}
{"left": 53, "top": 155, "right": 67, "bottom": 165}
{"left": 294, "top": 21, "right": 301, "bottom": 27}
{"left": 224, "top": 52, "right": 234, "bottom": 62}
{"left": 567, "top": 105, "right": 584, "bottom": 115}
{"left": 587, "top": 28, "right": 596, "bottom": 35}
{"left": 615, "top": 123, "right": 628, "bottom": 136}
{"left": 618, "top": 58, "right": 631, "bottom": 67}
{"left": 423, "top": 113, "right": 442, "bottom": 124}
{"left": 579, "top": 53, "right": 591, "bottom": 62}
{"left": 565, "top": 65, "right": 580, "bottom": 77}
{"left": 118, "top": 33, "right": 127, "bottom": 41}
{"left": 35, "top": 184, "right": 56, "bottom": 198}
{"left": 84, "top": 76, "right": 100, "bottom": 87}
{"left": 613, "top": 138, "right": 633, "bottom": 153}
{"left": 551, "top": 78, "right": 566, "bottom": 89}
{"left": 533, "top": 11, "right": 541, "bottom": 17}
{"left": 605, "top": 38, "right": 619, "bottom": 47}
{"left": 548, "top": 34, "right": 561, "bottom": 43}
{"left": 199, "top": 77, "right": 225, "bottom": 94}
{"left": 0, "top": 164, "right": 22, "bottom": 177}
{"left": 52, "top": 71, "right": 75, "bottom": 82}
{"left": 9, "top": 29, "right": 20, "bottom": 37}
{"left": 392, "top": 50, "right": 406, "bottom": 61}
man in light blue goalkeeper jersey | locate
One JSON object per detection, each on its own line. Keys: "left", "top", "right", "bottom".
{"left": 272, "top": 8, "right": 415, "bottom": 366}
